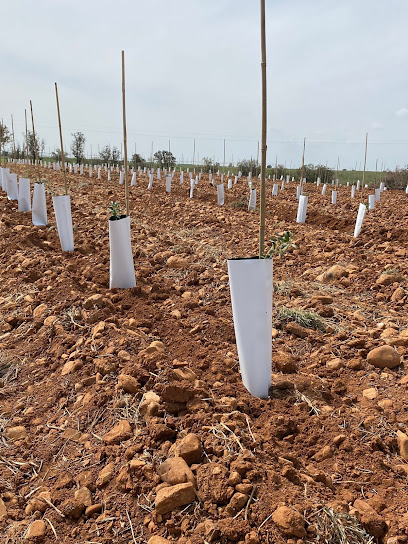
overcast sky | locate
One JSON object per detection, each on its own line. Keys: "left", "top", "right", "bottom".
{"left": 1, "top": 0, "right": 408, "bottom": 170}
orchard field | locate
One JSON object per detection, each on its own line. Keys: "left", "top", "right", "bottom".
{"left": 1, "top": 164, "right": 408, "bottom": 544}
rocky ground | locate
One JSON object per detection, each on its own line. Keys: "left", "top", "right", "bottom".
{"left": 0, "top": 164, "right": 408, "bottom": 544}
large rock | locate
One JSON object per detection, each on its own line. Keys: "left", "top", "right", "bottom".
{"left": 272, "top": 505, "right": 306, "bottom": 537}
{"left": 175, "top": 433, "right": 203, "bottom": 465}
{"left": 155, "top": 482, "right": 195, "bottom": 514}
{"left": 157, "top": 457, "right": 195, "bottom": 486}
{"left": 102, "top": 420, "right": 132, "bottom": 444}
{"left": 367, "top": 346, "right": 400, "bottom": 369}
{"left": 352, "top": 499, "right": 387, "bottom": 538}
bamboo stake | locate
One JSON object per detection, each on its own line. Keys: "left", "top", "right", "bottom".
{"left": 256, "top": 140, "right": 259, "bottom": 178}
{"left": 121, "top": 51, "right": 130, "bottom": 216}
{"left": 274, "top": 155, "right": 277, "bottom": 181}
{"left": 299, "top": 137, "right": 306, "bottom": 190}
{"left": 150, "top": 141, "right": 153, "bottom": 172}
{"left": 55, "top": 83, "right": 68, "bottom": 195}
{"left": 24, "top": 109, "right": 29, "bottom": 164}
{"left": 29, "top": 100, "right": 41, "bottom": 182}
{"left": 11, "top": 115, "right": 16, "bottom": 160}
{"left": 259, "top": 0, "right": 267, "bottom": 258}
{"left": 168, "top": 139, "right": 171, "bottom": 172}
{"left": 361, "top": 133, "right": 368, "bottom": 202}
{"left": 223, "top": 138, "right": 226, "bottom": 179}
{"left": 193, "top": 138, "right": 196, "bottom": 170}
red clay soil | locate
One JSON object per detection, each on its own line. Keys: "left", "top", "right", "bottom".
{"left": 0, "top": 164, "right": 408, "bottom": 544}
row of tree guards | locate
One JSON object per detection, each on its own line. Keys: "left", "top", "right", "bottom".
{"left": 0, "top": 4, "right": 391, "bottom": 399}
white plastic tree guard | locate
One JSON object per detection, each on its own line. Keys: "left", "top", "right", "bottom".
{"left": 331, "top": 190, "right": 337, "bottom": 204}
{"left": 52, "top": 195, "right": 74, "bottom": 251}
{"left": 227, "top": 257, "right": 273, "bottom": 398}
{"left": 375, "top": 188, "right": 381, "bottom": 202}
{"left": 32, "top": 183, "right": 47, "bottom": 226}
{"left": 6, "top": 173, "right": 18, "bottom": 200}
{"left": 272, "top": 183, "right": 278, "bottom": 196}
{"left": 356, "top": 180, "right": 361, "bottom": 190}
{"left": 234, "top": 175, "right": 238, "bottom": 184}
{"left": 280, "top": 180, "right": 285, "bottom": 191}
{"left": 351, "top": 185, "right": 356, "bottom": 198}
{"left": 217, "top": 184, "right": 225, "bottom": 205}
{"left": 119, "top": 171, "right": 124, "bottom": 185}
{"left": 248, "top": 188, "right": 256, "bottom": 211}
{"left": 98, "top": 168, "right": 101, "bottom": 179}
{"left": 109, "top": 215, "right": 136, "bottom": 289}
{"left": 180, "top": 172, "right": 184, "bottom": 184}
{"left": 296, "top": 185, "right": 302, "bottom": 199}
{"left": 89, "top": 167, "right": 92, "bottom": 178}
{"left": 321, "top": 184, "right": 327, "bottom": 195}
{"left": 80, "top": 164, "right": 84, "bottom": 175}
{"left": 296, "top": 195, "right": 308, "bottom": 224}
{"left": 189, "top": 178, "right": 195, "bottom": 198}
{"left": 354, "top": 203, "right": 366, "bottom": 237}
{"left": 157, "top": 168, "right": 161, "bottom": 180}
{"left": 147, "top": 174, "right": 153, "bottom": 190}
{"left": 228, "top": 179, "right": 232, "bottom": 189}
{"left": 165, "top": 175, "right": 172, "bottom": 193}
{"left": 18, "top": 178, "right": 31, "bottom": 212}
{"left": 131, "top": 172, "right": 136, "bottom": 186}
{"left": 316, "top": 177, "right": 321, "bottom": 186}
{"left": 1, "top": 167, "right": 10, "bottom": 191}
{"left": 368, "top": 194, "right": 375, "bottom": 210}
{"left": 108, "top": 171, "right": 111, "bottom": 181}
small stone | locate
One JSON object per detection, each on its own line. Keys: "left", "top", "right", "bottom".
{"left": 74, "top": 487, "right": 92, "bottom": 507}
{"left": 92, "top": 321, "right": 105, "bottom": 336}
{"left": 61, "top": 359, "right": 82, "bottom": 376}
{"left": 367, "top": 345, "right": 400, "bottom": 369}
{"left": 102, "top": 420, "right": 132, "bottom": 444}
{"left": 33, "top": 304, "right": 47, "bottom": 319}
{"left": 316, "top": 265, "right": 347, "bottom": 283}
{"left": 285, "top": 322, "right": 310, "bottom": 338}
{"left": 25, "top": 520, "right": 46, "bottom": 541}
{"left": 272, "top": 505, "right": 306, "bottom": 537}
{"left": 313, "top": 445, "right": 333, "bottom": 462}
{"left": 5, "top": 426, "right": 26, "bottom": 440}
{"left": 229, "top": 492, "right": 248, "bottom": 511}
{"left": 275, "top": 351, "right": 298, "bottom": 373}
{"left": 0, "top": 498, "right": 7, "bottom": 519}
{"left": 363, "top": 388, "right": 378, "bottom": 400}
{"left": 376, "top": 273, "right": 401, "bottom": 286}
{"left": 43, "top": 315, "right": 57, "bottom": 326}
{"left": 117, "top": 374, "right": 139, "bottom": 394}
{"left": 148, "top": 537, "right": 172, "bottom": 544}
{"left": 391, "top": 287, "right": 405, "bottom": 302}
{"left": 96, "top": 463, "right": 115, "bottom": 487}
{"left": 167, "top": 256, "right": 188, "bottom": 269}
{"left": 326, "top": 358, "right": 343, "bottom": 370}
{"left": 85, "top": 503, "right": 103, "bottom": 517}
{"left": 157, "top": 457, "right": 195, "bottom": 486}
{"left": 175, "top": 433, "right": 203, "bottom": 465}
{"left": 397, "top": 430, "right": 408, "bottom": 460}
{"left": 60, "top": 498, "right": 85, "bottom": 519}
{"left": 155, "top": 482, "right": 196, "bottom": 514}
{"left": 84, "top": 294, "right": 104, "bottom": 309}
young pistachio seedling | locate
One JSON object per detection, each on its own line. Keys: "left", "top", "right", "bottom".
{"left": 263, "top": 231, "right": 296, "bottom": 259}
{"left": 108, "top": 201, "right": 124, "bottom": 220}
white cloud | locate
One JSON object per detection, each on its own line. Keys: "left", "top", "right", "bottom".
{"left": 395, "top": 108, "right": 408, "bottom": 117}
{"left": 371, "top": 122, "right": 383, "bottom": 129}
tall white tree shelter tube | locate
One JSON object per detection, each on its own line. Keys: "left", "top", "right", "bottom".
{"left": 228, "top": 0, "right": 271, "bottom": 398}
